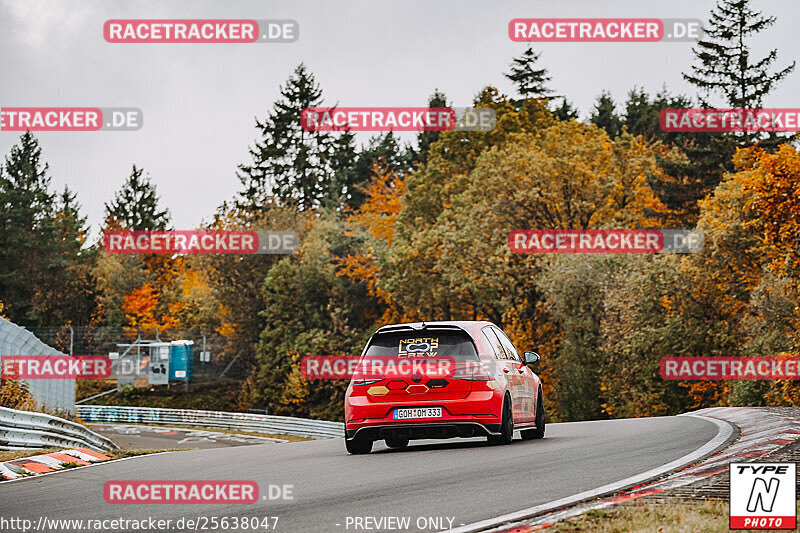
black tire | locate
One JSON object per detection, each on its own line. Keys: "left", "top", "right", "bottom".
{"left": 487, "top": 396, "right": 514, "bottom": 445}
{"left": 521, "top": 389, "right": 545, "bottom": 440}
{"left": 345, "top": 435, "right": 373, "bottom": 454}
{"left": 384, "top": 436, "right": 410, "bottom": 449}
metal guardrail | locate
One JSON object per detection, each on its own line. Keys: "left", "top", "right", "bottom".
{"left": 0, "top": 317, "right": 75, "bottom": 414}
{"left": 75, "top": 406, "right": 344, "bottom": 439}
{"left": 0, "top": 406, "right": 119, "bottom": 452}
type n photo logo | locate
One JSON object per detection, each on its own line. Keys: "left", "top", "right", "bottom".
{"left": 730, "top": 463, "right": 796, "bottom": 529}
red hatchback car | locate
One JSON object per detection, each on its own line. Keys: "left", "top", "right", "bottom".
{"left": 344, "top": 321, "right": 545, "bottom": 454}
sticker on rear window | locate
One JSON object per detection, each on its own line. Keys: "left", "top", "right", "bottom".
{"left": 398, "top": 337, "right": 439, "bottom": 357}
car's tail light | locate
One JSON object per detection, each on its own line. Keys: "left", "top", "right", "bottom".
{"left": 351, "top": 365, "right": 382, "bottom": 386}
{"left": 352, "top": 378, "right": 382, "bottom": 385}
{"left": 452, "top": 361, "right": 491, "bottom": 381}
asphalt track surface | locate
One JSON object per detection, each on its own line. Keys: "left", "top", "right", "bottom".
{"left": 0, "top": 416, "right": 718, "bottom": 533}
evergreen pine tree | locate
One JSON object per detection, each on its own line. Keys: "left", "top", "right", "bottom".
{"left": 552, "top": 98, "right": 579, "bottom": 121}
{"left": 104, "top": 165, "right": 170, "bottom": 230}
{"left": 349, "top": 132, "right": 413, "bottom": 206}
{"left": 504, "top": 47, "right": 553, "bottom": 98}
{"left": 590, "top": 92, "right": 622, "bottom": 139}
{"left": 0, "top": 132, "right": 56, "bottom": 323}
{"left": 684, "top": 0, "right": 795, "bottom": 109}
{"left": 650, "top": 134, "right": 736, "bottom": 226}
{"left": 327, "top": 131, "right": 358, "bottom": 209}
{"left": 36, "top": 186, "right": 97, "bottom": 324}
{"left": 624, "top": 87, "right": 692, "bottom": 142}
{"left": 619, "top": 88, "right": 737, "bottom": 226}
{"left": 237, "top": 63, "right": 356, "bottom": 212}
{"left": 413, "top": 90, "right": 448, "bottom": 166}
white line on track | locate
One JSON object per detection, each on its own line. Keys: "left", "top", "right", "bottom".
{"left": 445, "top": 414, "right": 733, "bottom": 533}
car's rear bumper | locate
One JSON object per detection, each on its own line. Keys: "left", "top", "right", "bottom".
{"left": 346, "top": 421, "right": 502, "bottom": 440}
{"left": 345, "top": 389, "right": 503, "bottom": 440}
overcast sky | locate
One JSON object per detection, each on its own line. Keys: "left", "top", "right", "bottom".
{"left": 1, "top": 0, "right": 798, "bottom": 235}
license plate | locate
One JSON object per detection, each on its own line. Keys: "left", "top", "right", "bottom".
{"left": 394, "top": 407, "right": 442, "bottom": 419}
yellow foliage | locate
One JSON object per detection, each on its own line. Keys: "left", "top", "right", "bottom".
{"left": 346, "top": 168, "right": 406, "bottom": 245}
{"left": 338, "top": 169, "right": 407, "bottom": 312}
{"left": 0, "top": 379, "right": 35, "bottom": 410}
{"left": 739, "top": 145, "right": 800, "bottom": 278}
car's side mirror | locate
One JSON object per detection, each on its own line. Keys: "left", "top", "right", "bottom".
{"left": 523, "top": 351, "right": 540, "bottom": 364}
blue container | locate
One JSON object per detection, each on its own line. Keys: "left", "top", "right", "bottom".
{"left": 169, "top": 341, "right": 193, "bottom": 381}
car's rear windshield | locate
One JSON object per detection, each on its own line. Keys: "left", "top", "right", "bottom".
{"left": 364, "top": 329, "right": 478, "bottom": 360}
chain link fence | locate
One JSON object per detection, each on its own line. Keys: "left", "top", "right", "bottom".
{"left": 23, "top": 326, "right": 246, "bottom": 382}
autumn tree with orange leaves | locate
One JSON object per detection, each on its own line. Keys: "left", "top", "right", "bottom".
{"left": 338, "top": 168, "right": 406, "bottom": 321}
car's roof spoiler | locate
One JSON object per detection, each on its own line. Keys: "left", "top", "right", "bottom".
{"left": 375, "top": 323, "right": 466, "bottom": 334}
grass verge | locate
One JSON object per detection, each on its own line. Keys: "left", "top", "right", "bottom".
{"left": 76, "top": 379, "right": 245, "bottom": 412}
{"left": 109, "top": 448, "right": 183, "bottom": 460}
{"left": 547, "top": 500, "right": 799, "bottom": 533}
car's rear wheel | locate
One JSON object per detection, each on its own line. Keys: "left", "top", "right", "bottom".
{"left": 488, "top": 396, "right": 514, "bottom": 445}
{"left": 345, "top": 434, "right": 373, "bottom": 454}
{"left": 521, "top": 389, "right": 545, "bottom": 440}
{"left": 384, "top": 436, "right": 409, "bottom": 449}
